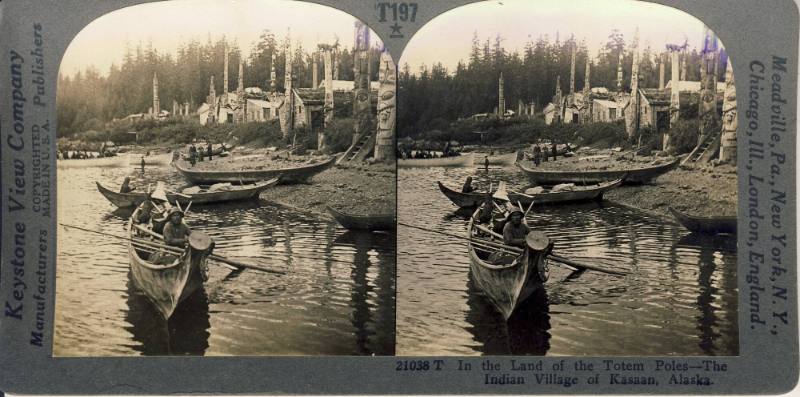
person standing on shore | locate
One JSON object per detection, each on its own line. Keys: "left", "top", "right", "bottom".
{"left": 140, "top": 156, "right": 146, "bottom": 174}
{"left": 207, "top": 143, "right": 213, "bottom": 161}
{"left": 484, "top": 156, "right": 490, "bottom": 172}
{"left": 552, "top": 142, "right": 558, "bottom": 161}
{"left": 189, "top": 144, "right": 197, "bottom": 167}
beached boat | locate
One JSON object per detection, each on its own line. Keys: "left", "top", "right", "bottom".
{"left": 669, "top": 207, "right": 737, "bottom": 235}
{"left": 516, "top": 157, "right": 679, "bottom": 185}
{"left": 327, "top": 206, "right": 396, "bottom": 232}
{"left": 96, "top": 178, "right": 279, "bottom": 208}
{"left": 398, "top": 153, "right": 474, "bottom": 168}
{"left": 467, "top": 205, "right": 553, "bottom": 320}
{"left": 173, "top": 156, "right": 335, "bottom": 184}
{"left": 472, "top": 151, "right": 523, "bottom": 167}
{"left": 128, "top": 203, "right": 214, "bottom": 318}
{"left": 57, "top": 154, "right": 130, "bottom": 168}
{"left": 438, "top": 179, "right": 622, "bottom": 209}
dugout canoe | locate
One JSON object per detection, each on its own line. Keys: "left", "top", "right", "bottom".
{"left": 473, "top": 151, "right": 523, "bottom": 167}
{"left": 467, "top": 206, "right": 553, "bottom": 320}
{"left": 128, "top": 203, "right": 214, "bottom": 319}
{"left": 56, "top": 154, "right": 130, "bottom": 168}
{"left": 438, "top": 179, "right": 622, "bottom": 209}
{"left": 516, "top": 157, "right": 680, "bottom": 185}
{"left": 669, "top": 207, "right": 737, "bottom": 235}
{"left": 327, "top": 206, "right": 396, "bottom": 232}
{"left": 173, "top": 156, "right": 335, "bottom": 184}
{"left": 96, "top": 178, "right": 279, "bottom": 208}
{"left": 398, "top": 153, "right": 474, "bottom": 168}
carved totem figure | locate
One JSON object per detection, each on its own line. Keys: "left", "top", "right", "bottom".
{"left": 719, "top": 62, "right": 737, "bottom": 163}
{"left": 353, "top": 21, "right": 372, "bottom": 143}
{"left": 374, "top": 50, "right": 396, "bottom": 162}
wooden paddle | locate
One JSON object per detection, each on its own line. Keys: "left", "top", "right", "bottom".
{"left": 429, "top": 222, "right": 628, "bottom": 277}
{"left": 62, "top": 223, "right": 286, "bottom": 275}
{"left": 133, "top": 224, "right": 290, "bottom": 274}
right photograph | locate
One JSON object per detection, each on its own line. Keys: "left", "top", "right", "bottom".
{"left": 396, "top": 0, "right": 738, "bottom": 356}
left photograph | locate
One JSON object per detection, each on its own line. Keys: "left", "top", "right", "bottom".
{"left": 54, "top": 0, "right": 396, "bottom": 356}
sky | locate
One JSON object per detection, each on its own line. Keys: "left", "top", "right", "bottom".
{"left": 400, "top": 0, "right": 714, "bottom": 72}
{"left": 60, "top": 0, "right": 379, "bottom": 77}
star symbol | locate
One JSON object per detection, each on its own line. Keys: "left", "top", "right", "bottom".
{"left": 389, "top": 23, "right": 403, "bottom": 38}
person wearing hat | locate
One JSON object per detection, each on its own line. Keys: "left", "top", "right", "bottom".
{"left": 503, "top": 207, "right": 530, "bottom": 248}
{"left": 163, "top": 207, "right": 192, "bottom": 248}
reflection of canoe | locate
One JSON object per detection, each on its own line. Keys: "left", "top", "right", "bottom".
{"left": 467, "top": 205, "right": 553, "bottom": 320}
{"left": 438, "top": 179, "right": 622, "bottom": 209}
{"left": 128, "top": 204, "right": 214, "bottom": 318}
{"left": 57, "top": 154, "right": 130, "bottom": 168}
{"left": 328, "top": 206, "right": 396, "bottom": 232}
{"left": 97, "top": 178, "right": 278, "bottom": 208}
{"left": 398, "top": 153, "right": 474, "bottom": 168}
{"left": 173, "top": 156, "right": 335, "bottom": 184}
{"left": 517, "top": 158, "right": 680, "bottom": 185}
{"left": 669, "top": 207, "right": 737, "bottom": 235}
{"left": 474, "top": 151, "right": 523, "bottom": 166}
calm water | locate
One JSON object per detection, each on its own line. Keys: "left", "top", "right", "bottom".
{"left": 397, "top": 166, "right": 738, "bottom": 356}
{"left": 54, "top": 163, "right": 395, "bottom": 356}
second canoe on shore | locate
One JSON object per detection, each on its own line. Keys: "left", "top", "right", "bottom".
{"left": 438, "top": 179, "right": 623, "bottom": 209}
{"left": 516, "top": 157, "right": 680, "bottom": 185}
{"left": 327, "top": 206, "right": 396, "bottom": 232}
{"left": 97, "top": 178, "right": 279, "bottom": 208}
{"left": 173, "top": 156, "right": 335, "bottom": 184}
{"left": 669, "top": 207, "right": 737, "bottom": 235}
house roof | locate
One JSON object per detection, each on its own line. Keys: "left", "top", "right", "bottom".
{"left": 593, "top": 99, "right": 620, "bottom": 109}
{"left": 246, "top": 99, "right": 274, "bottom": 108}
{"left": 665, "top": 80, "right": 725, "bottom": 93}
{"left": 318, "top": 79, "right": 380, "bottom": 92}
{"left": 294, "top": 88, "right": 326, "bottom": 105}
{"left": 641, "top": 88, "right": 671, "bottom": 106}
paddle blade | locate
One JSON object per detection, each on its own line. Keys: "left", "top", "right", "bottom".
{"left": 525, "top": 230, "right": 550, "bottom": 252}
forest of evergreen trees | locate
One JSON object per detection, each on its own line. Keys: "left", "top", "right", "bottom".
{"left": 57, "top": 31, "right": 384, "bottom": 138}
{"left": 397, "top": 30, "right": 727, "bottom": 139}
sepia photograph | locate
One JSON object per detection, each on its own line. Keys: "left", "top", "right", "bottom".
{"left": 54, "top": 0, "right": 396, "bottom": 356}
{"left": 397, "top": 0, "right": 738, "bottom": 356}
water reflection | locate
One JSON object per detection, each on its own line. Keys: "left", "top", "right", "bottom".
{"left": 125, "top": 278, "right": 211, "bottom": 355}
{"left": 465, "top": 277, "right": 551, "bottom": 355}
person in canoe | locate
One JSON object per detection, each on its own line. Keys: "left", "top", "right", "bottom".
{"left": 189, "top": 144, "right": 198, "bottom": 166}
{"left": 461, "top": 176, "right": 475, "bottom": 193}
{"left": 163, "top": 207, "right": 191, "bottom": 248}
{"left": 135, "top": 198, "right": 156, "bottom": 224}
{"left": 119, "top": 177, "right": 135, "bottom": 193}
{"left": 478, "top": 192, "right": 494, "bottom": 224}
{"left": 503, "top": 207, "right": 530, "bottom": 249}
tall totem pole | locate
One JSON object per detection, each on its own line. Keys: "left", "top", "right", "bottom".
{"left": 281, "top": 33, "right": 294, "bottom": 138}
{"left": 698, "top": 27, "right": 719, "bottom": 143}
{"left": 353, "top": 21, "right": 372, "bottom": 144}
{"left": 320, "top": 47, "right": 335, "bottom": 151}
{"left": 719, "top": 62, "right": 737, "bottom": 163}
{"left": 374, "top": 49, "right": 396, "bottom": 162}
{"left": 498, "top": 72, "right": 505, "bottom": 117}
{"left": 625, "top": 28, "right": 640, "bottom": 138}
{"left": 152, "top": 72, "right": 160, "bottom": 118}
{"left": 665, "top": 44, "right": 683, "bottom": 151}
